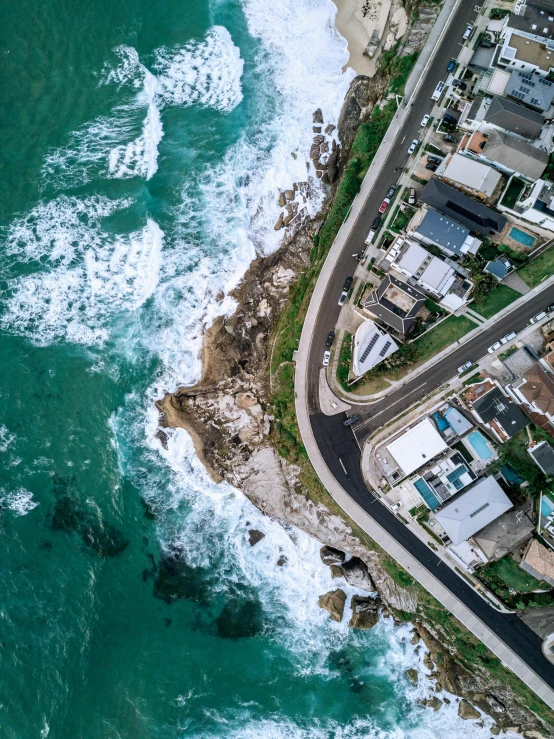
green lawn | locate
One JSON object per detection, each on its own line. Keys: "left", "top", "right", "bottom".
{"left": 473, "top": 284, "right": 520, "bottom": 319}
{"left": 518, "top": 248, "right": 554, "bottom": 288}
{"left": 480, "top": 555, "right": 542, "bottom": 594}
{"left": 412, "top": 315, "right": 475, "bottom": 363}
{"left": 500, "top": 177, "right": 525, "bottom": 210}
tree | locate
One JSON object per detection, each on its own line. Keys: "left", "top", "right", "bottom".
{"left": 472, "top": 272, "right": 497, "bottom": 303}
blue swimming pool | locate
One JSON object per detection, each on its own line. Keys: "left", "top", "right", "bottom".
{"left": 542, "top": 495, "right": 554, "bottom": 518}
{"left": 432, "top": 411, "right": 449, "bottom": 432}
{"left": 466, "top": 430, "right": 493, "bottom": 460}
{"left": 509, "top": 227, "right": 536, "bottom": 248}
{"left": 413, "top": 478, "right": 440, "bottom": 510}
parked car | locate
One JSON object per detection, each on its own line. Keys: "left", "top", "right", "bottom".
{"left": 530, "top": 311, "right": 547, "bottom": 324}
{"left": 501, "top": 331, "right": 517, "bottom": 344}
{"left": 323, "top": 350, "right": 331, "bottom": 367}
{"left": 447, "top": 59, "right": 456, "bottom": 73}
{"left": 338, "top": 276, "right": 353, "bottom": 306}
{"left": 379, "top": 197, "right": 391, "bottom": 214}
{"left": 408, "top": 138, "right": 419, "bottom": 155}
{"left": 463, "top": 24, "right": 473, "bottom": 41}
{"left": 421, "top": 113, "right": 430, "bottom": 127}
{"left": 391, "top": 501, "right": 403, "bottom": 512}
{"left": 488, "top": 341, "right": 501, "bottom": 353}
{"left": 442, "top": 113, "right": 457, "bottom": 125}
{"left": 458, "top": 361, "right": 473, "bottom": 374}
{"left": 426, "top": 162, "right": 438, "bottom": 172}
{"left": 326, "top": 330, "right": 335, "bottom": 347}
{"left": 480, "top": 38, "right": 493, "bottom": 49}
{"left": 408, "top": 187, "right": 417, "bottom": 205}
{"left": 452, "top": 79, "right": 467, "bottom": 90}
{"left": 547, "top": 304, "right": 554, "bottom": 313}
{"left": 386, "top": 184, "right": 397, "bottom": 199}
{"left": 343, "top": 414, "right": 359, "bottom": 428}
{"left": 427, "top": 155, "right": 442, "bottom": 165}
{"left": 442, "top": 133, "right": 458, "bottom": 143}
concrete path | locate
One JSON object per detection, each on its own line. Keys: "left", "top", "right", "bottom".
{"left": 503, "top": 271, "right": 532, "bottom": 295}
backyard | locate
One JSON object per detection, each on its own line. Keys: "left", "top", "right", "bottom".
{"left": 477, "top": 553, "right": 554, "bottom": 610}
{"left": 500, "top": 177, "right": 525, "bottom": 210}
{"left": 473, "top": 284, "right": 520, "bottom": 319}
{"left": 518, "top": 248, "right": 554, "bottom": 288}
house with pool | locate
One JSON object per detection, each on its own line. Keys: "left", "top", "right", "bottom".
{"left": 498, "top": 177, "right": 554, "bottom": 235}
{"left": 460, "top": 379, "right": 529, "bottom": 443}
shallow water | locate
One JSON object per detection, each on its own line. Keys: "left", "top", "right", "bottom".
{"left": 0, "top": 0, "right": 516, "bottom": 736}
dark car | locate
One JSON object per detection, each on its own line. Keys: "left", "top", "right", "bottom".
{"left": 386, "top": 184, "right": 397, "bottom": 199}
{"left": 443, "top": 133, "right": 458, "bottom": 143}
{"left": 426, "top": 162, "right": 438, "bottom": 171}
{"left": 427, "top": 155, "right": 442, "bottom": 165}
{"left": 447, "top": 59, "right": 456, "bottom": 73}
{"left": 442, "top": 113, "right": 457, "bottom": 125}
{"left": 480, "top": 39, "right": 493, "bottom": 48}
{"left": 452, "top": 79, "right": 467, "bottom": 90}
{"left": 343, "top": 414, "right": 359, "bottom": 428}
{"left": 371, "top": 215, "right": 382, "bottom": 230}
{"left": 548, "top": 304, "right": 554, "bottom": 314}
{"left": 326, "top": 330, "right": 335, "bottom": 347}
{"left": 343, "top": 276, "right": 353, "bottom": 292}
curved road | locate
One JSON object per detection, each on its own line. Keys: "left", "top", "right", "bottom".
{"left": 303, "top": 1, "right": 554, "bottom": 697}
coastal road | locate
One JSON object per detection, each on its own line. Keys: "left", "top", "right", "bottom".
{"left": 298, "top": 0, "right": 554, "bottom": 702}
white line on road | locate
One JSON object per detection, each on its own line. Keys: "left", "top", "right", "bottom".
{"left": 355, "top": 382, "right": 427, "bottom": 430}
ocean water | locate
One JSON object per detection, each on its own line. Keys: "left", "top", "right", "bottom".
{"left": 0, "top": 0, "right": 515, "bottom": 736}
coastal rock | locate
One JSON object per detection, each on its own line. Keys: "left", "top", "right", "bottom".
{"left": 423, "top": 653, "right": 434, "bottom": 671}
{"left": 486, "top": 694, "right": 506, "bottom": 713}
{"left": 325, "top": 124, "right": 335, "bottom": 135}
{"left": 349, "top": 595, "right": 379, "bottom": 629}
{"left": 320, "top": 545, "right": 346, "bottom": 565}
{"left": 283, "top": 189, "right": 295, "bottom": 203}
{"left": 312, "top": 108, "right": 323, "bottom": 124}
{"left": 323, "top": 149, "right": 340, "bottom": 184}
{"left": 400, "top": 5, "right": 440, "bottom": 57}
{"left": 318, "top": 589, "right": 347, "bottom": 622}
{"left": 248, "top": 529, "right": 265, "bottom": 546}
{"left": 278, "top": 192, "right": 286, "bottom": 207}
{"left": 458, "top": 700, "right": 480, "bottom": 720}
{"left": 405, "top": 668, "right": 419, "bottom": 686}
{"left": 274, "top": 212, "right": 284, "bottom": 230}
{"left": 276, "top": 555, "right": 287, "bottom": 566}
{"left": 330, "top": 564, "right": 343, "bottom": 578}
{"left": 490, "top": 727, "right": 501, "bottom": 736}
{"left": 418, "top": 696, "right": 443, "bottom": 711}
{"left": 337, "top": 76, "right": 373, "bottom": 155}
{"left": 340, "top": 557, "right": 375, "bottom": 591}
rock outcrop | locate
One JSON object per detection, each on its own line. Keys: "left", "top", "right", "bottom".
{"left": 458, "top": 699, "right": 480, "bottom": 720}
{"left": 320, "top": 545, "right": 346, "bottom": 566}
{"left": 318, "top": 589, "right": 347, "bottom": 622}
{"left": 349, "top": 595, "right": 380, "bottom": 629}
{"left": 335, "top": 556, "right": 375, "bottom": 591}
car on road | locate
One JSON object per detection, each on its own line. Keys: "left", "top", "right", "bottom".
{"left": 379, "top": 197, "right": 391, "bottom": 214}
{"left": 488, "top": 341, "right": 501, "bottom": 353}
{"left": 463, "top": 24, "right": 473, "bottom": 41}
{"left": 432, "top": 81, "right": 446, "bottom": 101}
{"left": 426, "top": 162, "right": 438, "bottom": 172}
{"left": 457, "top": 361, "right": 473, "bottom": 374}
{"left": 501, "top": 331, "right": 517, "bottom": 344}
{"left": 447, "top": 59, "right": 456, "bottom": 74}
{"left": 442, "top": 133, "right": 458, "bottom": 143}
{"left": 421, "top": 114, "right": 430, "bottom": 127}
{"left": 338, "top": 276, "right": 353, "bottom": 306}
{"left": 386, "top": 184, "right": 397, "bottom": 199}
{"left": 408, "top": 187, "right": 417, "bottom": 205}
{"left": 548, "top": 304, "right": 554, "bottom": 313}
{"left": 408, "top": 138, "right": 419, "bottom": 155}
{"left": 530, "top": 311, "right": 547, "bottom": 324}
{"left": 427, "top": 155, "right": 442, "bottom": 165}
{"left": 343, "top": 414, "right": 359, "bottom": 428}
{"left": 326, "top": 330, "right": 335, "bottom": 347}
{"left": 322, "top": 350, "right": 331, "bottom": 367}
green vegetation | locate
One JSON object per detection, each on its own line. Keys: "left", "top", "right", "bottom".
{"left": 489, "top": 7, "right": 510, "bottom": 19}
{"left": 336, "top": 332, "right": 353, "bottom": 391}
{"left": 389, "top": 206, "right": 412, "bottom": 233}
{"left": 481, "top": 556, "right": 542, "bottom": 594}
{"left": 471, "top": 271, "right": 498, "bottom": 303}
{"left": 412, "top": 315, "right": 474, "bottom": 363}
{"left": 500, "top": 177, "right": 525, "bottom": 209}
{"left": 462, "top": 372, "right": 482, "bottom": 386}
{"left": 476, "top": 554, "right": 554, "bottom": 610}
{"left": 410, "top": 174, "right": 427, "bottom": 185}
{"left": 473, "top": 284, "right": 520, "bottom": 319}
{"left": 518, "top": 248, "right": 554, "bottom": 288}
{"left": 378, "top": 44, "right": 419, "bottom": 95}
{"left": 490, "top": 429, "right": 546, "bottom": 495}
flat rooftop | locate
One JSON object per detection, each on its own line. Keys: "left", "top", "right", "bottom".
{"left": 386, "top": 418, "right": 449, "bottom": 477}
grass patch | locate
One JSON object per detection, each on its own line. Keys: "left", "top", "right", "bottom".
{"left": 518, "top": 248, "right": 554, "bottom": 288}
{"left": 473, "top": 284, "right": 520, "bottom": 319}
{"left": 349, "top": 375, "right": 391, "bottom": 395}
{"left": 481, "top": 556, "right": 542, "bottom": 594}
{"left": 462, "top": 372, "right": 482, "bottom": 386}
{"left": 390, "top": 206, "right": 413, "bottom": 233}
{"left": 500, "top": 177, "right": 525, "bottom": 209}
{"left": 378, "top": 45, "right": 420, "bottom": 95}
{"left": 336, "top": 332, "right": 353, "bottom": 391}
{"left": 410, "top": 174, "right": 427, "bottom": 185}
{"left": 491, "top": 429, "right": 546, "bottom": 495}
{"left": 411, "top": 315, "right": 474, "bottom": 363}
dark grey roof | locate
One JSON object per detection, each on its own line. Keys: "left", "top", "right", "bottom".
{"left": 484, "top": 258, "right": 511, "bottom": 280}
{"left": 472, "top": 386, "right": 528, "bottom": 438}
{"left": 415, "top": 208, "right": 470, "bottom": 255}
{"left": 469, "top": 46, "right": 496, "bottom": 71}
{"left": 505, "top": 70, "right": 554, "bottom": 112}
{"left": 530, "top": 442, "right": 554, "bottom": 476}
{"left": 364, "top": 275, "right": 425, "bottom": 336}
{"left": 508, "top": 6, "right": 554, "bottom": 41}
{"left": 419, "top": 179, "right": 507, "bottom": 235}
{"left": 467, "top": 95, "right": 485, "bottom": 121}
{"left": 480, "top": 127, "right": 548, "bottom": 180}
{"left": 484, "top": 96, "right": 544, "bottom": 139}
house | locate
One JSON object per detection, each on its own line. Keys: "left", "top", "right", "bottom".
{"left": 460, "top": 127, "right": 548, "bottom": 181}
{"left": 484, "top": 255, "right": 512, "bottom": 280}
{"left": 388, "top": 238, "right": 457, "bottom": 298}
{"left": 465, "top": 96, "right": 544, "bottom": 139}
{"left": 412, "top": 451, "right": 476, "bottom": 510}
{"left": 505, "top": 69, "right": 554, "bottom": 112}
{"left": 470, "top": 385, "right": 529, "bottom": 442}
{"left": 498, "top": 28, "right": 554, "bottom": 78}
{"left": 501, "top": 177, "right": 554, "bottom": 231}
{"left": 510, "top": 362, "right": 554, "bottom": 431}
{"left": 363, "top": 274, "right": 426, "bottom": 336}
{"left": 418, "top": 179, "right": 507, "bottom": 236}
{"left": 352, "top": 320, "right": 398, "bottom": 378}
{"left": 506, "top": 5, "right": 554, "bottom": 43}
{"left": 529, "top": 440, "right": 554, "bottom": 475}
{"left": 474, "top": 499, "right": 535, "bottom": 562}
{"left": 439, "top": 153, "right": 503, "bottom": 199}
{"left": 520, "top": 539, "right": 554, "bottom": 586}
{"left": 435, "top": 476, "right": 513, "bottom": 546}
{"left": 385, "top": 418, "right": 449, "bottom": 478}
{"left": 410, "top": 208, "right": 482, "bottom": 258}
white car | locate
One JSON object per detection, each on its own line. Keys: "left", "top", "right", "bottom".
{"left": 457, "top": 361, "right": 473, "bottom": 374}
{"left": 323, "top": 350, "right": 331, "bottom": 367}
{"left": 463, "top": 23, "right": 473, "bottom": 40}
{"left": 488, "top": 341, "right": 501, "bottom": 353}
{"left": 530, "top": 311, "right": 547, "bottom": 324}
{"left": 501, "top": 331, "right": 516, "bottom": 344}
{"left": 408, "top": 139, "right": 419, "bottom": 155}
{"left": 391, "top": 501, "right": 402, "bottom": 512}
{"left": 421, "top": 114, "right": 430, "bottom": 127}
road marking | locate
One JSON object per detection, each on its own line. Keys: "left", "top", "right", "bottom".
{"left": 401, "top": 135, "right": 406, "bottom": 144}
{"left": 338, "top": 457, "right": 348, "bottom": 476}
{"left": 355, "top": 382, "right": 427, "bottom": 431}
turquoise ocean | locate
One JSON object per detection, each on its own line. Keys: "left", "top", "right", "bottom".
{"left": 0, "top": 0, "right": 513, "bottom": 736}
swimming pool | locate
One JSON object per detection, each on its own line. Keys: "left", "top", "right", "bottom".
{"left": 413, "top": 478, "right": 440, "bottom": 510}
{"left": 466, "top": 430, "right": 493, "bottom": 460}
{"left": 541, "top": 495, "right": 554, "bottom": 518}
{"left": 432, "top": 411, "right": 449, "bottom": 432}
{"left": 509, "top": 227, "right": 535, "bottom": 248}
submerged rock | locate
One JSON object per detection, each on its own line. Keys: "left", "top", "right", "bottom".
{"left": 458, "top": 699, "right": 480, "bottom": 720}
{"left": 318, "top": 589, "right": 346, "bottom": 622}
{"left": 248, "top": 529, "right": 265, "bottom": 546}
{"left": 320, "top": 545, "right": 345, "bottom": 566}
{"left": 349, "top": 595, "right": 379, "bottom": 630}
{"left": 153, "top": 553, "right": 210, "bottom": 605}
{"left": 215, "top": 596, "right": 264, "bottom": 639}
{"left": 405, "top": 668, "right": 419, "bottom": 686}
{"left": 276, "top": 555, "right": 287, "bottom": 567}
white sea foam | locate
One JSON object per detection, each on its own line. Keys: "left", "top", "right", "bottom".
{"left": 0, "top": 488, "right": 38, "bottom": 516}
{"left": 0, "top": 425, "right": 16, "bottom": 453}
